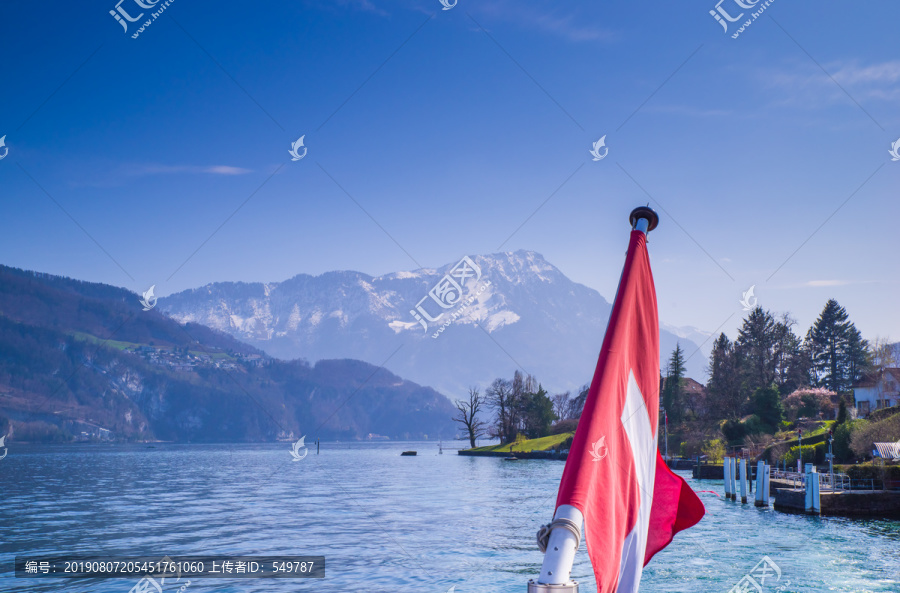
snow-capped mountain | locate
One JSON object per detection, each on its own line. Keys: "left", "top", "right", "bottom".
{"left": 160, "top": 251, "right": 706, "bottom": 398}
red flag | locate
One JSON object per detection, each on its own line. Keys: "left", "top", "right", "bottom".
{"left": 556, "top": 229, "right": 705, "bottom": 592}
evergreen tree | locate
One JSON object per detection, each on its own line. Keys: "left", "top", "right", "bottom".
{"left": 835, "top": 398, "right": 848, "bottom": 426}
{"left": 750, "top": 384, "right": 784, "bottom": 431}
{"left": 772, "top": 314, "right": 808, "bottom": 394}
{"left": 522, "top": 385, "right": 555, "bottom": 438}
{"left": 844, "top": 325, "right": 871, "bottom": 389}
{"left": 808, "top": 299, "right": 869, "bottom": 393}
{"left": 707, "top": 333, "right": 743, "bottom": 419}
{"left": 736, "top": 307, "right": 778, "bottom": 394}
{"left": 663, "top": 344, "right": 686, "bottom": 423}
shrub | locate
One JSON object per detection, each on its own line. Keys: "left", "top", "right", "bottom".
{"left": 783, "top": 387, "right": 836, "bottom": 421}
{"left": 701, "top": 439, "right": 725, "bottom": 463}
{"left": 743, "top": 414, "right": 767, "bottom": 435}
{"left": 836, "top": 464, "right": 900, "bottom": 481}
{"left": 722, "top": 419, "right": 746, "bottom": 443}
{"left": 551, "top": 418, "right": 579, "bottom": 435}
{"left": 752, "top": 385, "right": 784, "bottom": 429}
{"left": 778, "top": 442, "right": 826, "bottom": 466}
{"left": 833, "top": 419, "right": 865, "bottom": 462}
{"left": 680, "top": 435, "right": 710, "bottom": 458}
{"left": 850, "top": 413, "right": 900, "bottom": 459}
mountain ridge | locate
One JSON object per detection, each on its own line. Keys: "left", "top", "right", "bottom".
{"left": 160, "top": 250, "right": 708, "bottom": 396}
{"left": 0, "top": 264, "right": 456, "bottom": 442}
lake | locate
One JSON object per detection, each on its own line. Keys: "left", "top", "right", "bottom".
{"left": 2, "top": 442, "right": 898, "bottom": 592}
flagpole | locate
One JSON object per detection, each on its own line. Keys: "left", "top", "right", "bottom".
{"left": 528, "top": 207, "right": 659, "bottom": 593}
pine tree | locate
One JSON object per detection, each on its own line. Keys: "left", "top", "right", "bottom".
{"left": 707, "top": 333, "right": 743, "bottom": 420}
{"left": 844, "top": 325, "right": 870, "bottom": 389}
{"left": 808, "top": 299, "right": 869, "bottom": 393}
{"left": 772, "top": 314, "right": 808, "bottom": 394}
{"left": 751, "top": 384, "right": 784, "bottom": 431}
{"left": 663, "top": 344, "right": 686, "bottom": 423}
{"left": 835, "top": 398, "right": 848, "bottom": 426}
{"left": 736, "top": 307, "right": 778, "bottom": 394}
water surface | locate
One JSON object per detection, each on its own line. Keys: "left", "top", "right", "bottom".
{"left": 2, "top": 442, "right": 898, "bottom": 592}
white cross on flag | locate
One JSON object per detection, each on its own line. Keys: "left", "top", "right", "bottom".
{"left": 555, "top": 228, "right": 705, "bottom": 592}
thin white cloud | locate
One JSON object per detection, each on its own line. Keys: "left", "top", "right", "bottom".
{"left": 758, "top": 59, "right": 900, "bottom": 106}
{"left": 805, "top": 280, "right": 849, "bottom": 287}
{"left": 126, "top": 164, "right": 253, "bottom": 176}
{"left": 203, "top": 165, "right": 253, "bottom": 175}
{"left": 471, "top": 0, "right": 618, "bottom": 43}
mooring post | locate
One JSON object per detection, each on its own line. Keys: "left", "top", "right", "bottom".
{"left": 739, "top": 458, "right": 748, "bottom": 503}
{"left": 804, "top": 464, "right": 820, "bottom": 514}
{"left": 804, "top": 463, "right": 814, "bottom": 512}
{"left": 754, "top": 460, "right": 766, "bottom": 507}
{"left": 723, "top": 457, "right": 731, "bottom": 499}
{"left": 813, "top": 471, "right": 821, "bottom": 514}
{"left": 731, "top": 457, "right": 737, "bottom": 500}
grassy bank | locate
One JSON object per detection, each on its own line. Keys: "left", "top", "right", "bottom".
{"left": 466, "top": 432, "right": 573, "bottom": 453}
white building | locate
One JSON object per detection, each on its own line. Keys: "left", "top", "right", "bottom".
{"left": 853, "top": 368, "right": 900, "bottom": 417}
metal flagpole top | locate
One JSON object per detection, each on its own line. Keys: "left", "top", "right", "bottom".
{"left": 629, "top": 206, "right": 659, "bottom": 233}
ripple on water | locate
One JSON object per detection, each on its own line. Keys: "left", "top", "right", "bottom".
{"left": 1, "top": 444, "right": 897, "bottom": 592}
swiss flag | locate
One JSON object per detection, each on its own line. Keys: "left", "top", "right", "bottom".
{"left": 556, "top": 229, "right": 705, "bottom": 592}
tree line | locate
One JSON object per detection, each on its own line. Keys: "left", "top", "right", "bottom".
{"left": 660, "top": 298, "right": 900, "bottom": 459}
{"left": 454, "top": 298, "right": 889, "bottom": 451}
{"left": 452, "top": 370, "right": 587, "bottom": 447}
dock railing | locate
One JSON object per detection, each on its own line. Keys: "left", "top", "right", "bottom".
{"left": 771, "top": 469, "right": 804, "bottom": 490}
{"left": 769, "top": 467, "right": 893, "bottom": 491}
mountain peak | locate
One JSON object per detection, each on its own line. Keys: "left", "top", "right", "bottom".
{"left": 160, "top": 251, "right": 708, "bottom": 395}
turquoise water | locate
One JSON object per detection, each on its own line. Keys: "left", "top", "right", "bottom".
{"left": 2, "top": 442, "right": 898, "bottom": 592}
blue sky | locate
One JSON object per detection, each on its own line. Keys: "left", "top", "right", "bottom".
{"left": 1, "top": 0, "right": 898, "bottom": 346}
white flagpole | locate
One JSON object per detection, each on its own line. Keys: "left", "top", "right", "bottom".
{"left": 527, "top": 207, "right": 659, "bottom": 593}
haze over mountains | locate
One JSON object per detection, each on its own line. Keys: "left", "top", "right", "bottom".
{"left": 0, "top": 265, "right": 455, "bottom": 442}
{"left": 160, "top": 250, "right": 709, "bottom": 398}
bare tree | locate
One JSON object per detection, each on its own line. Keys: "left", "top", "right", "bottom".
{"left": 551, "top": 391, "right": 571, "bottom": 420}
{"left": 486, "top": 378, "right": 513, "bottom": 443}
{"left": 453, "top": 387, "right": 487, "bottom": 448}
{"left": 872, "top": 336, "right": 897, "bottom": 409}
{"left": 566, "top": 384, "right": 590, "bottom": 419}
